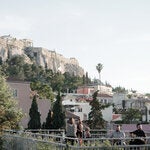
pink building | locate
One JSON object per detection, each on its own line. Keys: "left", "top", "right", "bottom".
{"left": 77, "top": 86, "right": 95, "bottom": 94}
{"left": 7, "top": 80, "right": 51, "bottom": 129}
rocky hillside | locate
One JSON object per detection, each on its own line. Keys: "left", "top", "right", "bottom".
{"left": 0, "top": 35, "right": 84, "bottom": 76}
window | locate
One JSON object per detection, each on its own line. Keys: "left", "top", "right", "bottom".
{"left": 33, "top": 52, "right": 37, "bottom": 57}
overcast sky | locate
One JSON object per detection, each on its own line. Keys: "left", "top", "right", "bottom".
{"left": 0, "top": 0, "right": 150, "bottom": 93}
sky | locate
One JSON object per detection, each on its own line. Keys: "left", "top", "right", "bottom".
{"left": 0, "top": 0, "right": 150, "bottom": 93}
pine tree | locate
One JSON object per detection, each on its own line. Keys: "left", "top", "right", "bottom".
{"left": 88, "top": 90, "right": 106, "bottom": 129}
{"left": 52, "top": 91, "right": 65, "bottom": 129}
{"left": 0, "top": 73, "right": 23, "bottom": 132}
{"left": 28, "top": 95, "right": 41, "bottom": 129}
{"left": 45, "top": 109, "right": 53, "bottom": 129}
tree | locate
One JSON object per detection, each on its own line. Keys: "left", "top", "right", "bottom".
{"left": 63, "top": 72, "right": 83, "bottom": 93}
{"left": 23, "top": 63, "right": 32, "bottom": 80}
{"left": 0, "top": 73, "right": 22, "bottom": 132}
{"left": 30, "top": 81, "right": 54, "bottom": 101}
{"left": 45, "top": 109, "right": 53, "bottom": 129}
{"left": 112, "top": 86, "right": 127, "bottom": 93}
{"left": 28, "top": 95, "right": 41, "bottom": 129}
{"left": 51, "top": 72, "right": 65, "bottom": 92}
{"left": 85, "top": 72, "right": 91, "bottom": 85}
{"left": 82, "top": 74, "right": 86, "bottom": 85}
{"left": 96, "top": 63, "right": 103, "bottom": 86}
{"left": 52, "top": 92, "right": 65, "bottom": 129}
{"left": 7, "top": 55, "right": 25, "bottom": 80}
{"left": 122, "top": 108, "right": 142, "bottom": 123}
{"left": 88, "top": 90, "right": 107, "bottom": 129}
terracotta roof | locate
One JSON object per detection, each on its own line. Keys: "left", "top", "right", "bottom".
{"left": 112, "top": 114, "right": 122, "bottom": 121}
{"left": 65, "top": 110, "right": 80, "bottom": 119}
{"left": 97, "top": 93, "right": 113, "bottom": 98}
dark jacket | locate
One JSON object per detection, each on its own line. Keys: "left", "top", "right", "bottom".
{"left": 131, "top": 129, "right": 146, "bottom": 145}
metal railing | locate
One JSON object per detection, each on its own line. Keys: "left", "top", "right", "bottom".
{"left": 2, "top": 130, "right": 150, "bottom": 150}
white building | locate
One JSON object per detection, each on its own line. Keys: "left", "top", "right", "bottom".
{"left": 124, "top": 99, "right": 150, "bottom": 122}
{"left": 62, "top": 97, "right": 113, "bottom": 122}
{"left": 113, "top": 93, "right": 127, "bottom": 109}
{"left": 97, "top": 93, "right": 113, "bottom": 104}
{"left": 62, "top": 99, "right": 90, "bottom": 121}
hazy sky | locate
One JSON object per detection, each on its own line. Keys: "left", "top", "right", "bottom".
{"left": 0, "top": 0, "right": 150, "bottom": 93}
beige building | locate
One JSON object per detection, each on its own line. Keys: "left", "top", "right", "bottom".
{"left": 77, "top": 85, "right": 113, "bottom": 95}
{"left": 7, "top": 80, "right": 51, "bottom": 129}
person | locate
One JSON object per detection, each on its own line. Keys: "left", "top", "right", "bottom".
{"left": 84, "top": 127, "right": 91, "bottom": 145}
{"left": 76, "top": 118, "right": 84, "bottom": 138}
{"left": 66, "top": 117, "right": 77, "bottom": 145}
{"left": 84, "top": 127, "right": 91, "bottom": 138}
{"left": 76, "top": 118, "right": 84, "bottom": 145}
{"left": 130, "top": 123, "right": 146, "bottom": 145}
{"left": 110, "top": 124, "right": 126, "bottom": 145}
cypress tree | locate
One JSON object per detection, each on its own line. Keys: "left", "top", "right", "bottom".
{"left": 52, "top": 91, "right": 65, "bottom": 129}
{"left": 28, "top": 95, "right": 41, "bottom": 129}
{"left": 88, "top": 90, "right": 105, "bottom": 129}
{"left": 45, "top": 109, "right": 53, "bottom": 129}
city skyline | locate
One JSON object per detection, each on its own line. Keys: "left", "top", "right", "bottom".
{"left": 0, "top": 0, "right": 150, "bottom": 93}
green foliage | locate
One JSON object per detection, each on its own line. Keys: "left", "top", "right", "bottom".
{"left": 82, "top": 74, "right": 86, "bottom": 85}
{"left": 52, "top": 92, "right": 65, "bottom": 129}
{"left": 122, "top": 108, "right": 142, "bottom": 123}
{"left": 63, "top": 72, "right": 83, "bottom": 93}
{"left": 51, "top": 72, "right": 65, "bottom": 91}
{"left": 6, "top": 55, "right": 25, "bottom": 80}
{"left": 23, "top": 63, "right": 33, "bottom": 80}
{"left": 96, "top": 63, "right": 103, "bottom": 85}
{"left": 37, "top": 142, "right": 56, "bottom": 150}
{"left": 30, "top": 81, "right": 54, "bottom": 101}
{"left": 0, "top": 55, "right": 88, "bottom": 101}
{"left": 85, "top": 72, "right": 89, "bottom": 84}
{"left": 88, "top": 91, "right": 106, "bottom": 129}
{"left": 44, "top": 109, "right": 53, "bottom": 129}
{"left": 96, "top": 63, "right": 103, "bottom": 74}
{"left": 113, "top": 86, "right": 127, "bottom": 93}
{"left": 0, "top": 73, "right": 23, "bottom": 133}
{"left": 28, "top": 95, "right": 41, "bottom": 129}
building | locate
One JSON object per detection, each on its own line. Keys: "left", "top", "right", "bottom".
{"left": 62, "top": 99, "right": 90, "bottom": 121}
{"left": 124, "top": 98, "right": 150, "bottom": 122}
{"left": 7, "top": 80, "right": 51, "bottom": 128}
{"left": 97, "top": 93, "right": 113, "bottom": 104}
{"left": 62, "top": 94, "right": 113, "bottom": 122}
{"left": 77, "top": 85, "right": 113, "bottom": 95}
{"left": 113, "top": 93, "right": 127, "bottom": 109}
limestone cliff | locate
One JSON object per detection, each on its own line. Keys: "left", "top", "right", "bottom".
{"left": 0, "top": 35, "right": 84, "bottom": 76}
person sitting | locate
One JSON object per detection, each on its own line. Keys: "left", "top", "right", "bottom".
{"left": 110, "top": 124, "right": 126, "bottom": 145}
{"left": 129, "top": 123, "right": 146, "bottom": 149}
{"left": 66, "top": 117, "right": 77, "bottom": 145}
{"left": 84, "top": 127, "right": 91, "bottom": 145}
